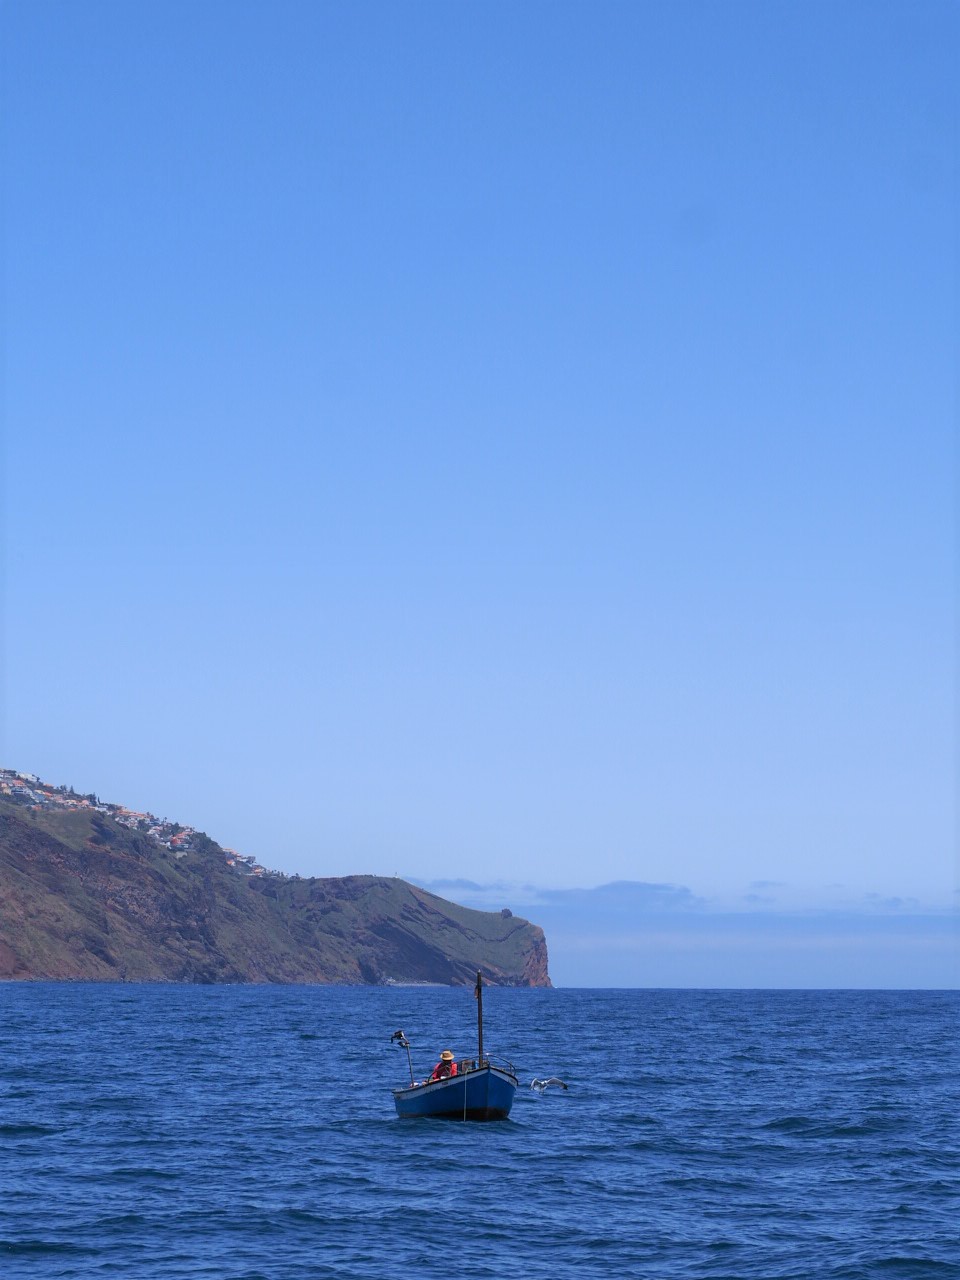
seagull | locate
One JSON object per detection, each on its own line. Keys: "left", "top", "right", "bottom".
{"left": 531, "top": 1077, "right": 569, "bottom": 1094}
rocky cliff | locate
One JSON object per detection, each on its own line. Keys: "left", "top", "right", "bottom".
{"left": 0, "top": 800, "right": 550, "bottom": 986}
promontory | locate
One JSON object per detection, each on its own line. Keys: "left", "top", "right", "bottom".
{"left": 0, "top": 777, "right": 550, "bottom": 987}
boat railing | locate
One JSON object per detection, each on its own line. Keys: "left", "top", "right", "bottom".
{"left": 477, "top": 1055, "right": 517, "bottom": 1077}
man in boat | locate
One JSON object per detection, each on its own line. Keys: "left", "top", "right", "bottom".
{"left": 428, "top": 1050, "right": 458, "bottom": 1081}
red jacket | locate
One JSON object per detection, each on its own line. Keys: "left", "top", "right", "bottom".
{"left": 430, "top": 1059, "right": 458, "bottom": 1081}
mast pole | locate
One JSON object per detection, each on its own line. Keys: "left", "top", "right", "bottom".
{"left": 476, "top": 969, "right": 484, "bottom": 1065}
{"left": 391, "top": 1030, "right": 415, "bottom": 1085}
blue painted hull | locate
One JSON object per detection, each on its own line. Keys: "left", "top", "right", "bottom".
{"left": 393, "top": 1066, "right": 518, "bottom": 1121}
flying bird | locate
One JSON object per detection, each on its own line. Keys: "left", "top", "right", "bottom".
{"left": 531, "top": 1077, "right": 569, "bottom": 1094}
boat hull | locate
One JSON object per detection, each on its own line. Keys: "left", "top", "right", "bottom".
{"left": 393, "top": 1065, "right": 517, "bottom": 1121}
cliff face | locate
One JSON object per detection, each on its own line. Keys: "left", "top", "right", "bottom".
{"left": 0, "top": 801, "right": 550, "bottom": 986}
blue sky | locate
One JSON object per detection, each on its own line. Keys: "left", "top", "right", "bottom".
{"left": 2, "top": 1, "right": 956, "bottom": 984}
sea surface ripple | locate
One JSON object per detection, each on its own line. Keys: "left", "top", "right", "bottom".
{"left": 1, "top": 986, "right": 957, "bottom": 1278}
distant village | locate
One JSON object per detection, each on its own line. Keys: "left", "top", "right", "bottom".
{"left": 0, "top": 768, "right": 273, "bottom": 877}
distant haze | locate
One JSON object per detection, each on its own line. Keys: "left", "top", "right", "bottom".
{"left": 3, "top": 1, "right": 955, "bottom": 985}
{"left": 413, "top": 880, "right": 957, "bottom": 989}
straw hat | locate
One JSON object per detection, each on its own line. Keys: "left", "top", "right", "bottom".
{"left": 440, "top": 1050, "right": 454, "bottom": 1061}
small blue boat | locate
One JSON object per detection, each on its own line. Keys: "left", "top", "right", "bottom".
{"left": 393, "top": 1062, "right": 518, "bottom": 1121}
{"left": 390, "top": 971, "right": 518, "bottom": 1121}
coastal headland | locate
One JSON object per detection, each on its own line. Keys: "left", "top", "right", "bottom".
{"left": 0, "top": 771, "right": 550, "bottom": 986}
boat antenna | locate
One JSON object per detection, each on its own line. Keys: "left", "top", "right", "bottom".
{"left": 390, "top": 1029, "right": 415, "bottom": 1085}
{"left": 475, "top": 970, "right": 484, "bottom": 1065}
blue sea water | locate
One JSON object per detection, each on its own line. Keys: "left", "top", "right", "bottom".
{"left": 1, "top": 986, "right": 957, "bottom": 1279}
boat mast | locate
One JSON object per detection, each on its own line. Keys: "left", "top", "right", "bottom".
{"left": 475, "top": 969, "right": 484, "bottom": 1065}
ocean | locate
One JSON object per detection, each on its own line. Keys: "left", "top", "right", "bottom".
{"left": 1, "top": 985, "right": 957, "bottom": 1278}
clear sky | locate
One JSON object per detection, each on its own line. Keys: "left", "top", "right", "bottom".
{"left": 2, "top": 1, "right": 956, "bottom": 984}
